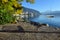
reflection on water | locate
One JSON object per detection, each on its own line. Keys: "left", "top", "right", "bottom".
{"left": 29, "top": 15, "right": 60, "bottom": 28}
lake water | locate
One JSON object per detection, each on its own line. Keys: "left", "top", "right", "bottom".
{"left": 29, "top": 15, "right": 60, "bottom": 28}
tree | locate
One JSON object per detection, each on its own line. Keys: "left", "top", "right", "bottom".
{"left": 0, "top": 0, "right": 34, "bottom": 24}
{"left": 26, "top": 0, "right": 34, "bottom": 3}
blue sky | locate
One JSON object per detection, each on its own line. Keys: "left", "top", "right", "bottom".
{"left": 22, "top": 0, "right": 60, "bottom": 12}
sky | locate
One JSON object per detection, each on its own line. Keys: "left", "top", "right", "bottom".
{"left": 22, "top": 0, "right": 60, "bottom": 12}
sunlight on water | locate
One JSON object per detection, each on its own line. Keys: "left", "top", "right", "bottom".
{"left": 29, "top": 15, "right": 60, "bottom": 28}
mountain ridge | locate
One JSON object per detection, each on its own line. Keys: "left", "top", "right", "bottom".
{"left": 23, "top": 7, "right": 40, "bottom": 14}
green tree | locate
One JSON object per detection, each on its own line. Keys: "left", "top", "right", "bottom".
{"left": 0, "top": 0, "right": 34, "bottom": 24}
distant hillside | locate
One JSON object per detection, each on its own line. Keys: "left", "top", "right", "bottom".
{"left": 41, "top": 11, "right": 60, "bottom": 15}
{"left": 22, "top": 7, "right": 41, "bottom": 17}
{"left": 23, "top": 7, "right": 40, "bottom": 14}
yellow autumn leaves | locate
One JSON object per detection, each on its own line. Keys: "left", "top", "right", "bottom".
{"left": 12, "top": 1, "right": 22, "bottom": 14}
{"left": 0, "top": 0, "right": 35, "bottom": 24}
{"left": 10, "top": 0, "right": 16, "bottom": 2}
{"left": 26, "top": 0, "right": 34, "bottom": 3}
{"left": 15, "top": 9, "right": 23, "bottom": 14}
{"left": 2, "top": 0, "right": 8, "bottom": 3}
{"left": 2, "top": 0, "right": 16, "bottom": 3}
{"left": 13, "top": 1, "right": 22, "bottom": 14}
{"left": 13, "top": 1, "right": 22, "bottom": 8}
{"left": 7, "top": 5, "right": 14, "bottom": 11}
{"left": 1, "top": 0, "right": 23, "bottom": 14}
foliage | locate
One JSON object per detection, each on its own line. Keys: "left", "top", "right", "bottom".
{"left": 26, "top": 0, "right": 34, "bottom": 3}
{"left": 0, "top": 0, "right": 34, "bottom": 24}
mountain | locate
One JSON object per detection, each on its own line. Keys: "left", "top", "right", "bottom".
{"left": 23, "top": 7, "right": 40, "bottom": 14}
{"left": 41, "top": 11, "right": 60, "bottom": 15}
{"left": 22, "top": 7, "right": 41, "bottom": 17}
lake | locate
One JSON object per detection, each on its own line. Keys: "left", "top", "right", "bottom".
{"left": 29, "top": 15, "right": 60, "bottom": 28}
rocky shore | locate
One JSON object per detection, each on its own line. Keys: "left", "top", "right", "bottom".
{"left": 0, "top": 21, "right": 60, "bottom": 40}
